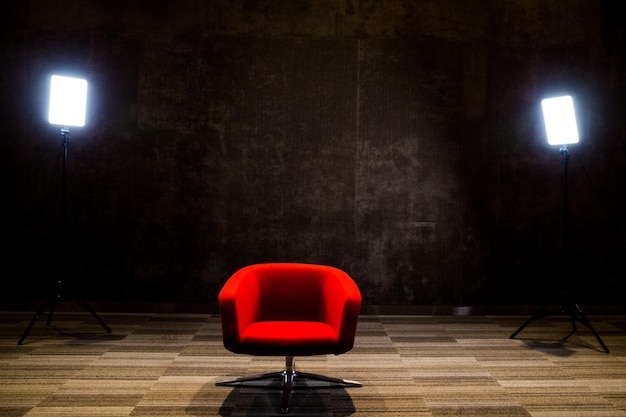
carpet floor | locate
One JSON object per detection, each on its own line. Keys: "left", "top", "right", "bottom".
{"left": 0, "top": 311, "right": 625, "bottom": 416}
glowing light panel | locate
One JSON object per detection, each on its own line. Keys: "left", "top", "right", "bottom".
{"left": 541, "top": 95, "right": 579, "bottom": 145}
{"left": 48, "top": 75, "right": 88, "bottom": 127}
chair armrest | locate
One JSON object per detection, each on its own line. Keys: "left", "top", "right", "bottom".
{"left": 218, "top": 266, "right": 260, "bottom": 353}
{"left": 322, "top": 267, "right": 362, "bottom": 354}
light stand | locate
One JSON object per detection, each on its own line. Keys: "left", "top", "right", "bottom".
{"left": 510, "top": 95, "right": 608, "bottom": 353}
{"left": 18, "top": 75, "right": 110, "bottom": 345}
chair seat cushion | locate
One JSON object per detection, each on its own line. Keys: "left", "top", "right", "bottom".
{"left": 239, "top": 321, "right": 339, "bottom": 356}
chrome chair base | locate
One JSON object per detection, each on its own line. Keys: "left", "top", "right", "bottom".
{"left": 216, "top": 356, "right": 361, "bottom": 413}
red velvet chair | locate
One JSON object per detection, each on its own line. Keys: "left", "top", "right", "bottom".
{"left": 216, "top": 263, "right": 362, "bottom": 413}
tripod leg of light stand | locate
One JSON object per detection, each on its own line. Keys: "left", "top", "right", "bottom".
{"left": 46, "top": 293, "right": 59, "bottom": 326}
{"left": 510, "top": 304, "right": 549, "bottom": 339}
{"left": 569, "top": 304, "right": 609, "bottom": 353}
{"left": 565, "top": 304, "right": 577, "bottom": 332}
{"left": 76, "top": 300, "right": 111, "bottom": 333}
{"left": 18, "top": 297, "right": 111, "bottom": 345}
{"left": 18, "top": 296, "right": 57, "bottom": 345}
{"left": 510, "top": 303, "right": 609, "bottom": 353}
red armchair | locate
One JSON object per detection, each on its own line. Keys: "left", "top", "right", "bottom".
{"left": 216, "top": 263, "right": 362, "bottom": 413}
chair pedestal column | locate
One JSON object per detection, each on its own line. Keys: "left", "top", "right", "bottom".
{"left": 281, "top": 356, "right": 295, "bottom": 413}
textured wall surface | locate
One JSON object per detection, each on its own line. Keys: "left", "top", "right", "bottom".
{"left": 1, "top": 0, "right": 625, "bottom": 309}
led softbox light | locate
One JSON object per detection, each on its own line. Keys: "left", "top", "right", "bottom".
{"left": 48, "top": 75, "right": 88, "bottom": 127}
{"left": 541, "top": 95, "right": 579, "bottom": 146}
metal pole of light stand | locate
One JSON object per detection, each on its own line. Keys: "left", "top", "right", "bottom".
{"left": 43, "top": 128, "right": 70, "bottom": 326}
{"left": 18, "top": 128, "right": 111, "bottom": 345}
{"left": 61, "top": 128, "right": 69, "bottom": 238}
{"left": 510, "top": 145, "right": 609, "bottom": 353}
{"left": 560, "top": 145, "right": 569, "bottom": 291}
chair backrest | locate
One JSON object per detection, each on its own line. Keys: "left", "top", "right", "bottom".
{"left": 255, "top": 265, "right": 327, "bottom": 322}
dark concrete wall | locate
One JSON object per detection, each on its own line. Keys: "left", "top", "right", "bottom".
{"left": 1, "top": 0, "right": 625, "bottom": 309}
